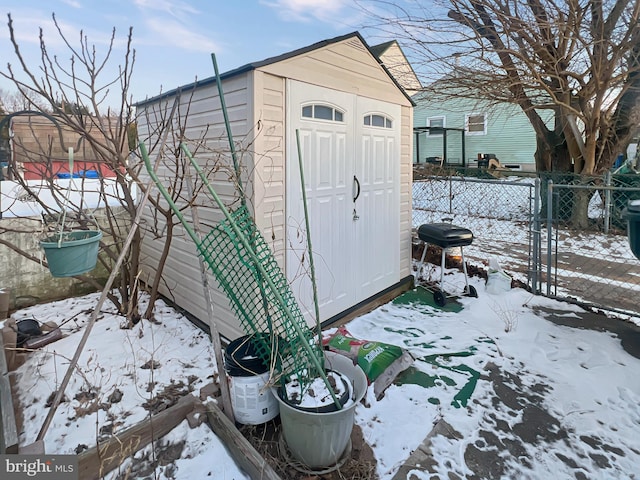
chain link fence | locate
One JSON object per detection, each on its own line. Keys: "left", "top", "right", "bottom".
{"left": 412, "top": 174, "right": 538, "bottom": 285}
{"left": 543, "top": 173, "right": 640, "bottom": 316}
{"left": 413, "top": 169, "right": 640, "bottom": 318}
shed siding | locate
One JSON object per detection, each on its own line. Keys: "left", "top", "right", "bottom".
{"left": 251, "top": 71, "right": 286, "bottom": 268}
{"left": 377, "top": 42, "right": 421, "bottom": 94}
{"left": 259, "top": 39, "right": 411, "bottom": 107}
{"left": 137, "top": 74, "right": 253, "bottom": 341}
{"left": 399, "top": 104, "right": 413, "bottom": 277}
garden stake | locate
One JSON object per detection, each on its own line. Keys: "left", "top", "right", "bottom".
{"left": 295, "top": 129, "right": 323, "bottom": 350}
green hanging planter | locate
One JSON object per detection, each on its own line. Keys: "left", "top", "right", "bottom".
{"left": 40, "top": 230, "right": 102, "bottom": 277}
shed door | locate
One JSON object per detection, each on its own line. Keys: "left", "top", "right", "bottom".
{"left": 286, "top": 80, "right": 400, "bottom": 323}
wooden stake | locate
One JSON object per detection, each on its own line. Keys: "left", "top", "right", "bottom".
{"left": 181, "top": 147, "right": 235, "bottom": 423}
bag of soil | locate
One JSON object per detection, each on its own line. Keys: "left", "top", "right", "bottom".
{"left": 323, "top": 326, "right": 414, "bottom": 399}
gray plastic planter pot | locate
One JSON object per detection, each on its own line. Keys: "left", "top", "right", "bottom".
{"left": 272, "top": 350, "right": 368, "bottom": 469}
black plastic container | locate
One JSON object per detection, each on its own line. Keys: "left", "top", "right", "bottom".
{"left": 224, "top": 335, "right": 270, "bottom": 377}
{"left": 16, "top": 318, "right": 42, "bottom": 347}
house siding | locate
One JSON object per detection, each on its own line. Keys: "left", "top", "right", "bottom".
{"left": 413, "top": 95, "right": 541, "bottom": 169}
{"left": 10, "top": 116, "right": 120, "bottom": 179}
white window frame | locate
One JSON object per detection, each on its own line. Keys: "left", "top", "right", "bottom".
{"left": 363, "top": 113, "right": 394, "bottom": 129}
{"left": 427, "top": 116, "right": 445, "bottom": 136}
{"left": 465, "top": 112, "right": 487, "bottom": 135}
{"left": 301, "top": 103, "right": 345, "bottom": 123}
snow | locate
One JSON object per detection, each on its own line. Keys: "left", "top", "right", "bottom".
{"left": 1, "top": 179, "right": 138, "bottom": 218}
{"left": 4, "top": 271, "right": 640, "bottom": 479}
{"left": 283, "top": 370, "right": 353, "bottom": 409}
{"left": 350, "top": 285, "right": 640, "bottom": 478}
{"left": 5, "top": 294, "right": 248, "bottom": 479}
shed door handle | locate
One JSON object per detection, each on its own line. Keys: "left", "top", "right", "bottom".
{"left": 353, "top": 175, "right": 361, "bottom": 202}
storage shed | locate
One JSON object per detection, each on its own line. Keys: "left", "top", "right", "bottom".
{"left": 136, "top": 32, "right": 414, "bottom": 340}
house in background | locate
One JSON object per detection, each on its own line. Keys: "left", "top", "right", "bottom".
{"left": 412, "top": 87, "right": 546, "bottom": 171}
{"left": 8, "top": 115, "right": 119, "bottom": 180}
{"left": 370, "top": 40, "right": 422, "bottom": 95}
{"left": 136, "top": 32, "right": 415, "bottom": 341}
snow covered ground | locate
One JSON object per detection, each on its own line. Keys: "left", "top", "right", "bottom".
{"left": 4, "top": 267, "right": 640, "bottom": 479}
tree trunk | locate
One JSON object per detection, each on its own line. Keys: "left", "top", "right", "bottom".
{"left": 536, "top": 132, "right": 576, "bottom": 221}
{"left": 571, "top": 187, "right": 592, "bottom": 229}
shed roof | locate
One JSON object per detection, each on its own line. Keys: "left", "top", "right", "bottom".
{"left": 369, "top": 40, "right": 396, "bottom": 58}
{"left": 137, "top": 31, "right": 415, "bottom": 107}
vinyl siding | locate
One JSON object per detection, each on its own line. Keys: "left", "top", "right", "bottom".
{"left": 137, "top": 74, "right": 252, "bottom": 341}
{"left": 413, "top": 94, "right": 542, "bottom": 168}
{"left": 137, "top": 34, "right": 413, "bottom": 339}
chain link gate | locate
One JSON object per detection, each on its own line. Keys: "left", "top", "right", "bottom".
{"left": 412, "top": 175, "right": 540, "bottom": 288}
{"left": 543, "top": 177, "right": 640, "bottom": 317}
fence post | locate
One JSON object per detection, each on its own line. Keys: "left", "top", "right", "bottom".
{"left": 449, "top": 175, "right": 453, "bottom": 214}
{"left": 531, "top": 178, "right": 541, "bottom": 293}
{"left": 546, "top": 180, "right": 554, "bottom": 296}
{"left": 604, "top": 171, "right": 612, "bottom": 234}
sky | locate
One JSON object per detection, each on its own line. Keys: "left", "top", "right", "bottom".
{"left": 0, "top": 0, "right": 387, "bottom": 106}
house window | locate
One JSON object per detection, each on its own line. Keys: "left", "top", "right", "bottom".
{"left": 301, "top": 104, "right": 344, "bottom": 122}
{"left": 427, "top": 116, "right": 445, "bottom": 136}
{"left": 364, "top": 114, "right": 393, "bottom": 128}
{"left": 466, "top": 113, "right": 486, "bottom": 135}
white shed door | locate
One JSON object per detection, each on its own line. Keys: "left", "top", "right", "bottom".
{"left": 286, "top": 80, "right": 400, "bottom": 322}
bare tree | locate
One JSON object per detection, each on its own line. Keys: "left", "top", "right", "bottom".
{"left": 0, "top": 87, "right": 50, "bottom": 113}
{"left": 364, "top": 0, "right": 640, "bottom": 172}
{"left": 363, "top": 0, "right": 640, "bottom": 226}
{"left": 0, "top": 13, "right": 214, "bottom": 323}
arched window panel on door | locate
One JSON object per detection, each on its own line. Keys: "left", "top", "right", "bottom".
{"left": 363, "top": 113, "right": 393, "bottom": 128}
{"left": 301, "top": 103, "right": 344, "bottom": 122}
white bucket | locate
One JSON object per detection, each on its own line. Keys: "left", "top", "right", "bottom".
{"left": 229, "top": 371, "right": 279, "bottom": 425}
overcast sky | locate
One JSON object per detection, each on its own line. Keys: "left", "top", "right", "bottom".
{"left": 0, "top": 0, "right": 396, "bottom": 106}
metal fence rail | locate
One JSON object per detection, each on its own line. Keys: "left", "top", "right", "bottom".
{"left": 413, "top": 172, "right": 640, "bottom": 318}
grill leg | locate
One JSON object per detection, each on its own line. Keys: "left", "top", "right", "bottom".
{"left": 418, "top": 242, "right": 429, "bottom": 281}
{"left": 460, "top": 247, "right": 470, "bottom": 294}
{"left": 439, "top": 247, "right": 446, "bottom": 291}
